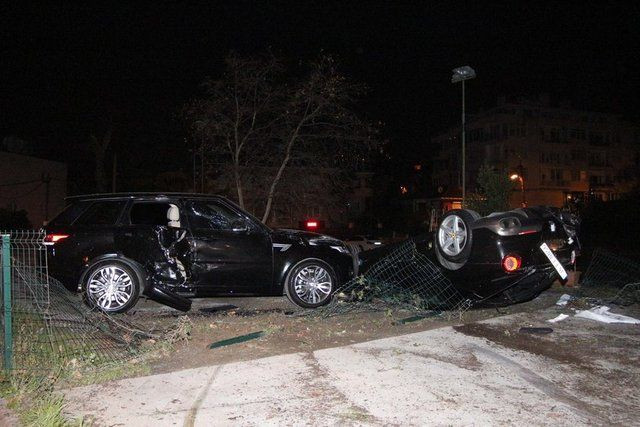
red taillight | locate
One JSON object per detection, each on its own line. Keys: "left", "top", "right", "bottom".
{"left": 502, "top": 254, "right": 522, "bottom": 272}
{"left": 44, "top": 234, "right": 69, "bottom": 244}
{"left": 306, "top": 221, "right": 318, "bottom": 229}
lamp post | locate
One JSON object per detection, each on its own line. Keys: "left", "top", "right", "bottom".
{"left": 510, "top": 168, "right": 527, "bottom": 208}
{"left": 451, "top": 66, "right": 476, "bottom": 207}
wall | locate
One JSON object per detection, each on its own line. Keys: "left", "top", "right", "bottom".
{"left": 0, "top": 151, "right": 67, "bottom": 227}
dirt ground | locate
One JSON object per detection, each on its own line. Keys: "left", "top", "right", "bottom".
{"left": 63, "top": 287, "right": 640, "bottom": 425}
{"left": 124, "top": 286, "right": 584, "bottom": 375}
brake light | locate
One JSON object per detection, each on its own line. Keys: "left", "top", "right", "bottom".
{"left": 502, "top": 254, "right": 522, "bottom": 272}
{"left": 44, "top": 234, "right": 69, "bottom": 244}
{"left": 306, "top": 221, "right": 318, "bottom": 229}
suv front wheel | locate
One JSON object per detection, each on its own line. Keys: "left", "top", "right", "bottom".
{"left": 285, "top": 260, "right": 335, "bottom": 308}
{"left": 83, "top": 260, "right": 141, "bottom": 313}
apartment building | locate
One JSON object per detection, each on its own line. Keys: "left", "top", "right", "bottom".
{"left": 432, "top": 97, "right": 639, "bottom": 208}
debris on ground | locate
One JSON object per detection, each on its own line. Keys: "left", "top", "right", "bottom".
{"left": 574, "top": 306, "right": 640, "bottom": 324}
{"left": 163, "top": 316, "right": 194, "bottom": 344}
{"left": 555, "top": 294, "right": 572, "bottom": 306}
{"left": 548, "top": 314, "right": 569, "bottom": 323}
{"left": 208, "top": 331, "right": 266, "bottom": 349}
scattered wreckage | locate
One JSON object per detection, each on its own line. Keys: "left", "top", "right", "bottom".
{"left": 45, "top": 192, "right": 580, "bottom": 314}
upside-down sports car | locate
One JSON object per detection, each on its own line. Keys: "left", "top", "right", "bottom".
{"left": 360, "top": 206, "right": 580, "bottom": 306}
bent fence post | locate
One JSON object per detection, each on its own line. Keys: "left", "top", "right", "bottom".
{"left": 1, "top": 234, "right": 11, "bottom": 371}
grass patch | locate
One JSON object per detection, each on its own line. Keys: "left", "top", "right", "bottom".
{"left": 0, "top": 371, "right": 84, "bottom": 426}
{"left": 0, "top": 313, "right": 194, "bottom": 425}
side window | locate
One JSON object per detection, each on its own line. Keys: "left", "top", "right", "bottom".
{"left": 74, "top": 201, "right": 127, "bottom": 226}
{"left": 47, "top": 201, "right": 91, "bottom": 226}
{"left": 186, "top": 201, "right": 241, "bottom": 231}
{"left": 129, "top": 202, "right": 173, "bottom": 226}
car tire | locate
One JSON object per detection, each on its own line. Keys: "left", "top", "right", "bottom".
{"left": 83, "top": 260, "right": 141, "bottom": 314}
{"left": 284, "top": 259, "right": 336, "bottom": 309}
{"left": 434, "top": 209, "right": 480, "bottom": 270}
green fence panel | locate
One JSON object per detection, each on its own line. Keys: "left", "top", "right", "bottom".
{"left": 1, "top": 234, "right": 11, "bottom": 371}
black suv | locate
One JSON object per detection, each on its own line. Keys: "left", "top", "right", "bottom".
{"left": 45, "top": 193, "right": 355, "bottom": 313}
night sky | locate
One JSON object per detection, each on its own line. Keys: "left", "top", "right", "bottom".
{"left": 2, "top": 2, "right": 639, "bottom": 191}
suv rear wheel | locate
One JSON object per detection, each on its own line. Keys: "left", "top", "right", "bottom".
{"left": 84, "top": 260, "right": 141, "bottom": 313}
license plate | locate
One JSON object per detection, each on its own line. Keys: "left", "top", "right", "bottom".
{"left": 540, "top": 243, "right": 568, "bottom": 280}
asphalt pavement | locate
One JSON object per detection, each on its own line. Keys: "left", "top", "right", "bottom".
{"left": 63, "top": 304, "right": 640, "bottom": 426}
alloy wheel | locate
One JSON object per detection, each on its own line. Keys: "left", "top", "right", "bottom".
{"left": 293, "top": 265, "right": 332, "bottom": 304}
{"left": 438, "top": 215, "right": 468, "bottom": 256}
{"left": 87, "top": 266, "right": 133, "bottom": 311}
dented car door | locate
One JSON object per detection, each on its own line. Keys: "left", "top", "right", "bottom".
{"left": 183, "top": 199, "right": 273, "bottom": 294}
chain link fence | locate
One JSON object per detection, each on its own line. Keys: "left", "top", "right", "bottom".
{"left": 580, "top": 248, "right": 640, "bottom": 306}
{"left": 1, "top": 230, "right": 146, "bottom": 374}
{"left": 312, "top": 240, "right": 473, "bottom": 317}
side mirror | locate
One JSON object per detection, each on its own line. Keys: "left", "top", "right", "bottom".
{"left": 231, "top": 219, "right": 249, "bottom": 233}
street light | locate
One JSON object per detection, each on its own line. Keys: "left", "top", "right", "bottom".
{"left": 510, "top": 171, "right": 527, "bottom": 208}
{"left": 451, "top": 66, "right": 476, "bottom": 207}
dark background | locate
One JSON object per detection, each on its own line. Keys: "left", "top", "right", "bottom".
{"left": 2, "top": 1, "right": 639, "bottom": 193}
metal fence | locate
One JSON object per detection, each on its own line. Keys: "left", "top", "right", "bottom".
{"left": 1, "top": 230, "right": 142, "bottom": 373}
{"left": 580, "top": 248, "right": 640, "bottom": 305}
{"left": 312, "top": 240, "right": 473, "bottom": 317}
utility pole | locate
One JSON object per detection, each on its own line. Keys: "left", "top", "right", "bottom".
{"left": 461, "top": 80, "right": 466, "bottom": 206}
{"left": 451, "top": 66, "right": 476, "bottom": 208}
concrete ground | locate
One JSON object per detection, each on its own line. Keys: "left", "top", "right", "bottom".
{"left": 63, "top": 304, "right": 640, "bottom": 426}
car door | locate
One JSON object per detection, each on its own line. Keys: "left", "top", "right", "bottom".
{"left": 183, "top": 198, "right": 273, "bottom": 294}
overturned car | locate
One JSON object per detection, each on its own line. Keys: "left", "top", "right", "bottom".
{"left": 45, "top": 193, "right": 354, "bottom": 313}
{"left": 360, "top": 206, "right": 580, "bottom": 306}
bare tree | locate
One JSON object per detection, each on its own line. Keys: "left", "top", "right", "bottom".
{"left": 186, "top": 53, "right": 280, "bottom": 209}
{"left": 260, "top": 55, "right": 372, "bottom": 222}
{"left": 186, "top": 53, "right": 375, "bottom": 224}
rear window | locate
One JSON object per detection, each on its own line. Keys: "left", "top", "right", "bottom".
{"left": 73, "top": 201, "right": 127, "bottom": 226}
{"left": 47, "top": 201, "right": 91, "bottom": 226}
{"left": 129, "top": 202, "right": 172, "bottom": 226}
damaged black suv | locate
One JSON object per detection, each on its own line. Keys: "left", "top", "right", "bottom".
{"left": 45, "top": 193, "right": 355, "bottom": 313}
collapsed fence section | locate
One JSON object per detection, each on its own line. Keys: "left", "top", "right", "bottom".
{"left": 313, "top": 240, "right": 473, "bottom": 317}
{"left": 1, "top": 230, "right": 144, "bottom": 374}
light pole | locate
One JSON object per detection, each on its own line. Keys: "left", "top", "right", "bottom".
{"left": 451, "top": 66, "right": 476, "bottom": 207}
{"left": 510, "top": 166, "right": 527, "bottom": 207}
